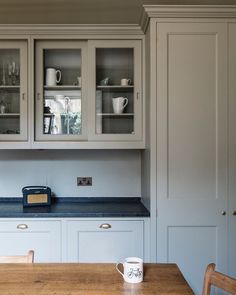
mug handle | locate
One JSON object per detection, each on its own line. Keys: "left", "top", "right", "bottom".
{"left": 56, "top": 70, "right": 61, "bottom": 83}
{"left": 128, "top": 79, "right": 131, "bottom": 85}
{"left": 116, "top": 262, "right": 124, "bottom": 277}
{"left": 122, "top": 98, "right": 128, "bottom": 110}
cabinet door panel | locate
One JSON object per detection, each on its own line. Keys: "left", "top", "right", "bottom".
{"left": 67, "top": 220, "right": 144, "bottom": 262}
{"left": 156, "top": 22, "right": 228, "bottom": 295}
{"left": 35, "top": 41, "right": 87, "bottom": 141}
{"left": 88, "top": 40, "right": 142, "bottom": 141}
{"left": 0, "top": 220, "right": 61, "bottom": 262}
{"left": 0, "top": 41, "right": 27, "bottom": 141}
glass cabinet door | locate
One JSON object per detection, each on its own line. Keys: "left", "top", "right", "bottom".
{"left": 0, "top": 41, "right": 27, "bottom": 141}
{"left": 35, "top": 41, "right": 87, "bottom": 141}
{"left": 89, "top": 40, "right": 142, "bottom": 141}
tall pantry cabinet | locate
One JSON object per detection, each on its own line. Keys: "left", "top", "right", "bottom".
{"left": 142, "top": 6, "right": 236, "bottom": 295}
{"left": 229, "top": 22, "right": 236, "bottom": 279}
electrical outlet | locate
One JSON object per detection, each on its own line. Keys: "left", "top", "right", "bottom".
{"left": 77, "top": 177, "right": 92, "bottom": 186}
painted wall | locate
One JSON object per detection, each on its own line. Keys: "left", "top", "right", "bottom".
{"left": 0, "top": 150, "right": 141, "bottom": 198}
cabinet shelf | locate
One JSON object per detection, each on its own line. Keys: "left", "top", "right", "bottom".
{"left": 97, "top": 85, "right": 133, "bottom": 89}
{"left": 44, "top": 85, "right": 81, "bottom": 90}
{"left": 44, "top": 113, "right": 79, "bottom": 116}
{"left": 0, "top": 85, "right": 20, "bottom": 89}
{"left": 96, "top": 113, "right": 134, "bottom": 116}
{"left": 0, "top": 113, "right": 20, "bottom": 118}
{"left": 44, "top": 96, "right": 80, "bottom": 100}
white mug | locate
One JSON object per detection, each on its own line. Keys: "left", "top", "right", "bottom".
{"left": 46, "top": 68, "right": 61, "bottom": 86}
{"left": 116, "top": 257, "right": 143, "bottom": 283}
{"left": 121, "top": 78, "right": 131, "bottom": 86}
{"left": 112, "top": 97, "right": 128, "bottom": 114}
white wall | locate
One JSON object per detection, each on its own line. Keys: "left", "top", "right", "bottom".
{"left": 0, "top": 150, "right": 141, "bottom": 198}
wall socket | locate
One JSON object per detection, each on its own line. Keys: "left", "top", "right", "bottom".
{"left": 77, "top": 177, "right": 92, "bottom": 186}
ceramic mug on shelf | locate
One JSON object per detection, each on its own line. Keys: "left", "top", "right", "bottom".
{"left": 116, "top": 257, "right": 143, "bottom": 283}
{"left": 100, "top": 77, "right": 110, "bottom": 86}
{"left": 46, "top": 68, "right": 61, "bottom": 86}
{"left": 121, "top": 78, "right": 131, "bottom": 86}
{"left": 112, "top": 97, "right": 128, "bottom": 114}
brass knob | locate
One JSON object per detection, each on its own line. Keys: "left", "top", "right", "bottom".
{"left": 221, "top": 211, "right": 226, "bottom": 216}
{"left": 17, "top": 224, "right": 28, "bottom": 230}
{"left": 99, "top": 223, "right": 111, "bottom": 229}
{"left": 232, "top": 211, "right": 236, "bottom": 216}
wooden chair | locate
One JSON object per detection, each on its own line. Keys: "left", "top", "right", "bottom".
{"left": 202, "top": 263, "right": 236, "bottom": 295}
{"left": 0, "top": 250, "right": 34, "bottom": 263}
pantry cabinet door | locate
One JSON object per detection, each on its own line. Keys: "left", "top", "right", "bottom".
{"left": 228, "top": 23, "right": 236, "bottom": 278}
{"left": 155, "top": 22, "right": 228, "bottom": 294}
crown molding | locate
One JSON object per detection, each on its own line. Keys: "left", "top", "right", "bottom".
{"left": 141, "top": 5, "right": 236, "bottom": 32}
{"left": 0, "top": 24, "right": 143, "bottom": 36}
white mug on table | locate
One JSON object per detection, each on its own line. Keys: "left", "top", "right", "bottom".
{"left": 121, "top": 78, "right": 131, "bottom": 86}
{"left": 112, "top": 97, "right": 128, "bottom": 114}
{"left": 116, "top": 257, "right": 143, "bottom": 283}
{"left": 46, "top": 68, "right": 61, "bottom": 86}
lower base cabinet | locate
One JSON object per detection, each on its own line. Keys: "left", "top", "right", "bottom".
{"left": 0, "top": 220, "right": 61, "bottom": 262}
{"left": 0, "top": 218, "right": 148, "bottom": 263}
{"left": 66, "top": 220, "right": 144, "bottom": 262}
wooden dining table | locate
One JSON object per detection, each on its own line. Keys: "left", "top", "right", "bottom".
{"left": 0, "top": 263, "right": 194, "bottom": 295}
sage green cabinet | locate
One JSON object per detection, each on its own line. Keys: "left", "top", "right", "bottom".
{"left": 35, "top": 40, "right": 88, "bottom": 141}
{"left": 66, "top": 219, "right": 145, "bottom": 262}
{"left": 0, "top": 40, "right": 28, "bottom": 141}
{"left": 228, "top": 22, "right": 236, "bottom": 278}
{"left": 88, "top": 40, "right": 143, "bottom": 142}
{"left": 33, "top": 39, "right": 144, "bottom": 148}
{"left": 0, "top": 220, "right": 61, "bottom": 262}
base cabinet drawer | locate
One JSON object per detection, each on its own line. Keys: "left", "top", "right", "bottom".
{"left": 67, "top": 220, "right": 144, "bottom": 262}
{"left": 0, "top": 220, "right": 61, "bottom": 262}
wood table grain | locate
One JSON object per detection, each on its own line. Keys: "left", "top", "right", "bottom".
{"left": 0, "top": 263, "right": 194, "bottom": 295}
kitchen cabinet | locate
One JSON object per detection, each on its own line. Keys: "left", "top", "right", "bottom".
{"left": 0, "top": 216, "right": 149, "bottom": 263}
{"left": 88, "top": 40, "right": 143, "bottom": 142}
{"left": 0, "top": 29, "right": 145, "bottom": 148}
{"left": 66, "top": 219, "right": 145, "bottom": 262}
{"left": 0, "top": 40, "right": 28, "bottom": 141}
{"left": 32, "top": 38, "right": 144, "bottom": 148}
{"left": 0, "top": 220, "right": 61, "bottom": 262}
{"left": 35, "top": 40, "right": 87, "bottom": 141}
{"left": 228, "top": 22, "right": 236, "bottom": 278}
{"left": 142, "top": 6, "right": 236, "bottom": 295}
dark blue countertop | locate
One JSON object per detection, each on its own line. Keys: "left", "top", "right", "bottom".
{"left": 0, "top": 197, "right": 150, "bottom": 218}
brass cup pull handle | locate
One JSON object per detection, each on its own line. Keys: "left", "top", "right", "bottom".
{"left": 99, "top": 223, "right": 111, "bottom": 229}
{"left": 17, "top": 224, "right": 28, "bottom": 230}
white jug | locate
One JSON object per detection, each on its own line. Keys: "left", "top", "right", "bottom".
{"left": 46, "top": 68, "right": 61, "bottom": 86}
{"left": 112, "top": 97, "right": 128, "bottom": 114}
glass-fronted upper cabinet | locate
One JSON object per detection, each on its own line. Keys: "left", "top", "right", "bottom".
{"left": 89, "top": 40, "right": 142, "bottom": 141}
{"left": 35, "top": 41, "right": 87, "bottom": 141}
{"left": 0, "top": 41, "right": 27, "bottom": 141}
